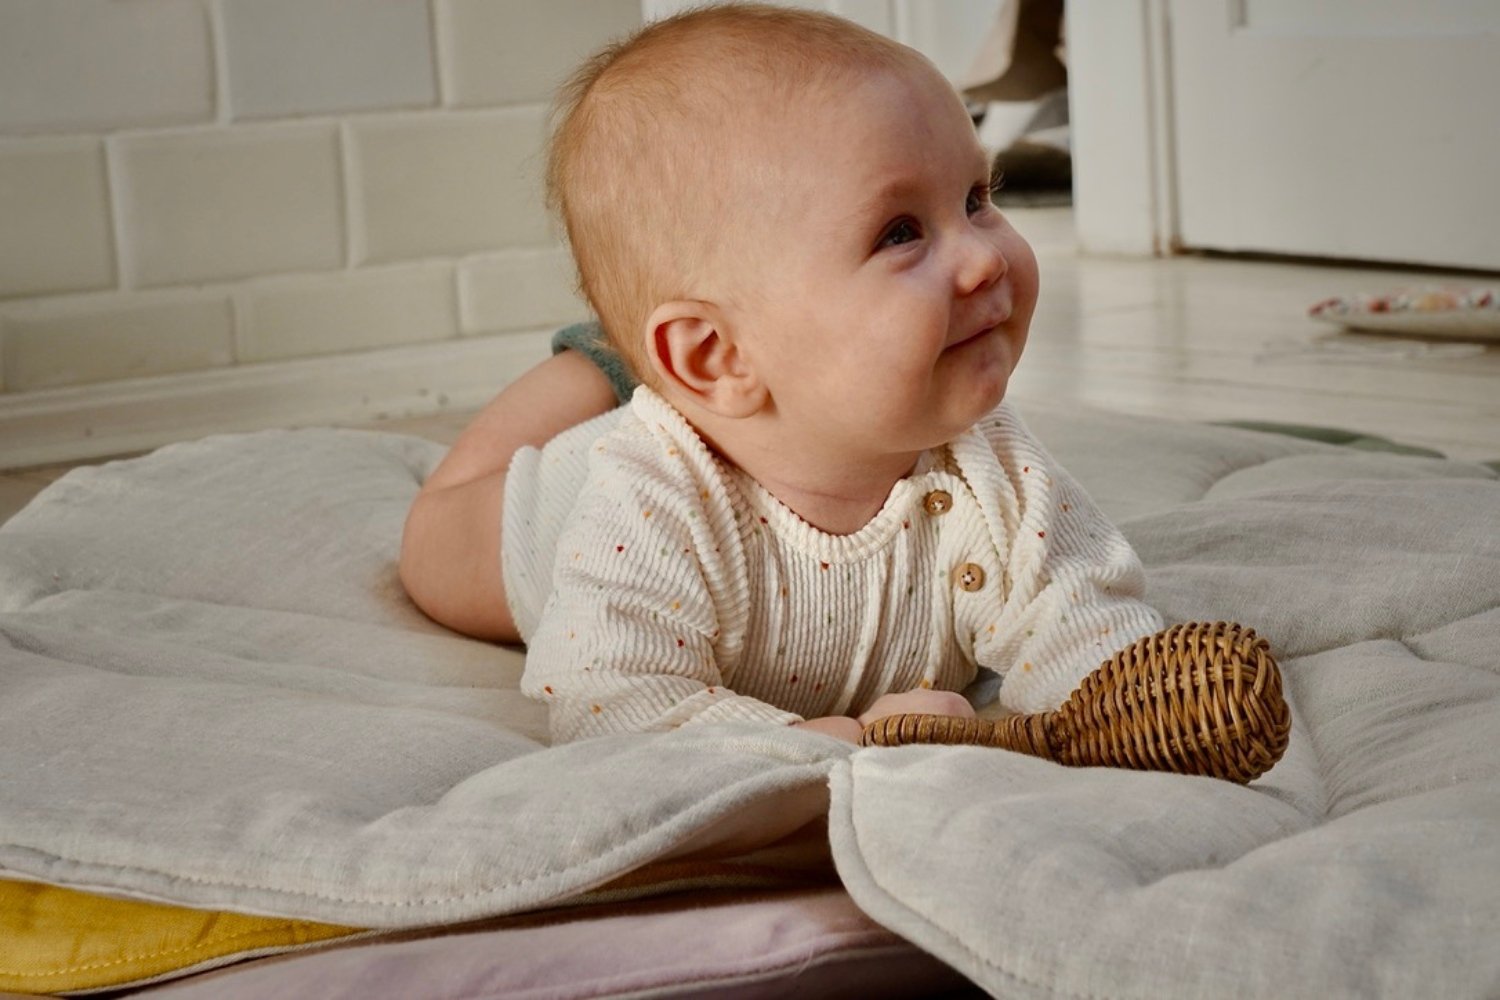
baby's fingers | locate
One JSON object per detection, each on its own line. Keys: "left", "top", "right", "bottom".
{"left": 914, "top": 690, "right": 975, "bottom": 717}
{"left": 857, "top": 689, "right": 973, "bottom": 727}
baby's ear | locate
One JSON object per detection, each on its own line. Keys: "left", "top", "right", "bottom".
{"left": 645, "top": 301, "right": 766, "bottom": 419}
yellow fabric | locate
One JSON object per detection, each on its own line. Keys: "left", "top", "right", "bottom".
{"left": 0, "top": 878, "right": 360, "bottom": 995}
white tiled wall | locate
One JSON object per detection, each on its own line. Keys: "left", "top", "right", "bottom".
{"left": 349, "top": 109, "right": 554, "bottom": 264}
{"left": 642, "top": 0, "right": 1003, "bottom": 81}
{"left": 114, "top": 124, "right": 346, "bottom": 287}
{"left": 220, "top": 0, "right": 439, "bottom": 120}
{"left": 0, "top": 0, "right": 632, "bottom": 397}
{"left": 2, "top": 291, "right": 234, "bottom": 391}
{"left": 438, "top": 0, "right": 645, "bottom": 107}
{"left": 458, "top": 247, "right": 591, "bottom": 336}
{"left": 0, "top": 137, "right": 116, "bottom": 298}
{"left": 239, "top": 263, "right": 457, "bottom": 362}
{"left": 0, "top": 0, "right": 998, "bottom": 462}
{"left": 0, "top": 0, "right": 215, "bottom": 134}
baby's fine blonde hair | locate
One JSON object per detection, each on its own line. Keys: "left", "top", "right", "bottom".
{"left": 545, "top": 3, "right": 928, "bottom": 381}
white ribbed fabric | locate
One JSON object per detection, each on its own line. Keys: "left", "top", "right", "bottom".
{"left": 507, "top": 388, "right": 1163, "bottom": 743}
{"left": 502, "top": 406, "right": 622, "bottom": 643}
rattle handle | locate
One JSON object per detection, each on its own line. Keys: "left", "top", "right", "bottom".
{"left": 859, "top": 710, "right": 1058, "bottom": 758}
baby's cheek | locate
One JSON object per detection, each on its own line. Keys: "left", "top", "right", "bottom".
{"left": 1007, "top": 234, "right": 1042, "bottom": 316}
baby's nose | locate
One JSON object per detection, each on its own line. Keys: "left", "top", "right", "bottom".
{"left": 956, "top": 230, "right": 1008, "bottom": 294}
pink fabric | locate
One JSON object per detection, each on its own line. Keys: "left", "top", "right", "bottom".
{"left": 136, "top": 887, "right": 972, "bottom": 999}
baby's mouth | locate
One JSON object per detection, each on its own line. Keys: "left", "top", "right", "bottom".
{"left": 952, "top": 328, "right": 991, "bottom": 350}
{"left": 949, "top": 312, "right": 1011, "bottom": 351}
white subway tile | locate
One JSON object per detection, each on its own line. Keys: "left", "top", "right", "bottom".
{"left": 829, "top": 0, "right": 897, "bottom": 35}
{"left": 438, "top": 0, "right": 641, "bottom": 107}
{"left": 239, "top": 264, "right": 458, "bottom": 362}
{"left": 350, "top": 110, "right": 552, "bottom": 264}
{"left": 458, "top": 247, "right": 587, "bottom": 335}
{"left": 0, "top": 0, "right": 213, "bottom": 134}
{"left": 116, "top": 125, "right": 344, "bottom": 288}
{"left": 0, "top": 138, "right": 115, "bottom": 299}
{"left": 1, "top": 292, "right": 233, "bottom": 391}
{"left": 222, "top": 0, "right": 437, "bottom": 120}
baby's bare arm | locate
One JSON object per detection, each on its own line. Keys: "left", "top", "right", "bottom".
{"left": 399, "top": 351, "right": 616, "bottom": 642}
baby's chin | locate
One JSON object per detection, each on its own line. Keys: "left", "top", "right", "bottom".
{"left": 916, "top": 380, "right": 1010, "bottom": 449}
{"left": 969, "top": 381, "right": 1011, "bottom": 425}
{"left": 956, "top": 345, "right": 1017, "bottom": 417}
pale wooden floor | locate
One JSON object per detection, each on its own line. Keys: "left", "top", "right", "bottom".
{"left": 3, "top": 206, "right": 1496, "bottom": 525}
{"left": 1007, "top": 208, "right": 1499, "bottom": 460}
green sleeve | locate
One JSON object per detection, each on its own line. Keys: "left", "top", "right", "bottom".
{"left": 550, "top": 322, "right": 639, "bottom": 406}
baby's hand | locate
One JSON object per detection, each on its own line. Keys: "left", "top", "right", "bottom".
{"left": 791, "top": 689, "right": 974, "bottom": 744}
{"left": 856, "top": 689, "right": 974, "bottom": 728}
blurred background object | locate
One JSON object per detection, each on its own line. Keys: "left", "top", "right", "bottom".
{"left": 961, "top": 0, "right": 1073, "bottom": 205}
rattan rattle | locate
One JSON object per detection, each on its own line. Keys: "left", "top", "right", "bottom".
{"left": 859, "top": 621, "right": 1291, "bottom": 784}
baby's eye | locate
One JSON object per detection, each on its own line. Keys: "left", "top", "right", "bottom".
{"left": 966, "top": 182, "right": 994, "bottom": 216}
{"left": 877, "top": 218, "right": 921, "bottom": 250}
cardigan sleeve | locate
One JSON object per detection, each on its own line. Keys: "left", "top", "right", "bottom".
{"left": 973, "top": 406, "right": 1165, "bottom": 714}
{"left": 520, "top": 421, "right": 800, "bottom": 743}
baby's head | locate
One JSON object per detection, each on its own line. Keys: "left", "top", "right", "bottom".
{"left": 547, "top": 5, "right": 921, "bottom": 374}
{"left": 548, "top": 3, "right": 1037, "bottom": 461}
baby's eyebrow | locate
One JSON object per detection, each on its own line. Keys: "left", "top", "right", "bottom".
{"left": 849, "top": 152, "right": 993, "bottom": 219}
{"left": 846, "top": 175, "right": 923, "bottom": 225}
{"left": 838, "top": 148, "right": 992, "bottom": 234}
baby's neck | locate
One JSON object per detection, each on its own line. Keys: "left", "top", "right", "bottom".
{"left": 661, "top": 386, "right": 928, "bottom": 535}
{"left": 724, "top": 437, "right": 922, "bottom": 536}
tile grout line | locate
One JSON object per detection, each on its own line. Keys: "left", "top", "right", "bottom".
{"left": 207, "top": 0, "right": 233, "bottom": 127}
{"left": 429, "top": 0, "right": 452, "bottom": 109}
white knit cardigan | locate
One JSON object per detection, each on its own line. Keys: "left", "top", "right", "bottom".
{"left": 506, "top": 388, "right": 1163, "bottom": 743}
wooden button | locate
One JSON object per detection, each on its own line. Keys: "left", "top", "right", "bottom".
{"left": 954, "top": 562, "right": 985, "bottom": 592}
{"left": 922, "top": 490, "right": 953, "bottom": 516}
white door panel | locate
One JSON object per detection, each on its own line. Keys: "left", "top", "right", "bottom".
{"left": 1169, "top": 0, "right": 1500, "bottom": 270}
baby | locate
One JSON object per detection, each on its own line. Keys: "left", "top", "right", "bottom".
{"left": 400, "top": 4, "right": 1164, "bottom": 744}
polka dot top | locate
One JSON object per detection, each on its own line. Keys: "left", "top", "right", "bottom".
{"left": 509, "top": 388, "right": 1163, "bottom": 744}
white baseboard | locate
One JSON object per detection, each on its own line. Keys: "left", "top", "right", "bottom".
{"left": 0, "top": 330, "right": 552, "bottom": 469}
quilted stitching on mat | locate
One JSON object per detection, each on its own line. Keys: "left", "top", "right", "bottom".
{"left": 0, "top": 404, "right": 1495, "bottom": 997}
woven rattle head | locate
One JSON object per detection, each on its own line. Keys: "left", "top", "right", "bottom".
{"left": 859, "top": 621, "right": 1292, "bottom": 785}
{"left": 1052, "top": 621, "right": 1291, "bottom": 783}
